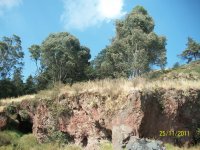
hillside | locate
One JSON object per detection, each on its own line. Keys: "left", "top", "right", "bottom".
{"left": 0, "top": 62, "right": 200, "bottom": 150}
{"left": 146, "top": 60, "right": 200, "bottom": 80}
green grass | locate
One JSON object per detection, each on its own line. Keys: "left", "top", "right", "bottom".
{"left": 1, "top": 131, "right": 200, "bottom": 150}
{"left": 0, "top": 130, "right": 82, "bottom": 150}
{"left": 165, "top": 143, "right": 200, "bottom": 150}
{"left": 0, "top": 130, "right": 23, "bottom": 147}
{"left": 100, "top": 141, "right": 113, "bottom": 150}
{"left": 16, "top": 134, "right": 38, "bottom": 150}
{"left": 145, "top": 60, "right": 200, "bottom": 80}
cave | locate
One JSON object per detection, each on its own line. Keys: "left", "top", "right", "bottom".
{"left": 95, "top": 120, "right": 112, "bottom": 141}
{"left": 17, "top": 114, "right": 33, "bottom": 133}
{"left": 81, "top": 136, "right": 88, "bottom": 147}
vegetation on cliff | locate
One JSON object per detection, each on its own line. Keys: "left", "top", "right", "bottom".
{"left": 0, "top": 4, "right": 200, "bottom": 150}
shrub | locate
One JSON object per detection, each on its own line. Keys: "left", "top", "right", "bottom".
{"left": 5, "top": 104, "right": 18, "bottom": 115}
{"left": 19, "top": 110, "right": 30, "bottom": 121}
{"left": 0, "top": 130, "right": 22, "bottom": 147}
{"left": 16, "top": 134, "right": 38, "bottom": 150}
{"left": 0, "top": 133, "right": 11, "bottom": 146}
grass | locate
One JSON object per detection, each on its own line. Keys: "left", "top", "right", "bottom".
{"left": 165, "top": 143, "right": 200, "bottom": 150}
{"left": 146, "top": 60, "right": 200, "bottom": 80}
{"left": 100, "top": 141, "right": 113, "bottom": 150}
{"left": 0, "top": 94, "right": 36, "bottom": 112}
{"left": 60, "top": 78, "right": 200, "bottom": 96}
{"left": 0, "top": 130, "right": 23, "bottom": 148}
{"left": 0, "top": 130, "right": 82, "bottom": 150}
{"left": 1, "top": 77, "right": 200, "bottom": 114}
{"left": 1, "top": 61, "right": 200, "bottom": 108}
{"left": 1, "top": 130, "right": 200, "bottom": 150}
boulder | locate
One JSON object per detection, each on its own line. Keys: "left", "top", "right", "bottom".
{"left": 126, "top": 136, "right": 165, "bottom": 150}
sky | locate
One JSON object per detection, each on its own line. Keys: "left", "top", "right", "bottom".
{"left": 0, "top": 0, "right": 200, "bottom": 79}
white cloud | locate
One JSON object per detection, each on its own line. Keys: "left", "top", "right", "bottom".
{"left": 61, "top": 0, "right": 125, "bottom": 30}
{"left": 0, "top": 0, "right": 22, "bottom": 16}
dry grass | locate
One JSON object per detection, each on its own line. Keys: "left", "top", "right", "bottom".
{"left": 1, "top": 78, "right": 200, "bottom": 111}
{"left": 61, "top": 78, "right": 200, "bottom": 96}
{"left": 0, "top": 94, "right": 36, "bottom": 112}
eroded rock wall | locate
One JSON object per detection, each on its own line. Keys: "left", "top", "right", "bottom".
{"left": 2, "top": 88, "right": 200, "bottom": 149}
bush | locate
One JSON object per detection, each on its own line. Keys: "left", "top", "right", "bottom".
{"left": 193, "top": 128, "right": 200, "bottom": 144}
{"left": 19, "top": 110, "right": 30, "bottom": 121}
{"left": 5, "top": 104, "right": 18, "bottom": 115}
{"left": 0, "top": 130, "right": 22, "bottom": 147}
{"left": 16, "top": 134, "right": 38, "bottom": 150}
{"left": 0, "top": 133, "right": 11, "bottom": 146}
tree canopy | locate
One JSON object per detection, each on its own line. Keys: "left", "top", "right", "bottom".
{"left": 180, "top": 37, "right": 200, "bottom": 63}
{"left": 0, "top": 35, "right": 24, "bottom": 79}
{"left": 93, "top": 6, "right": 167, "bottom": 78}
{"left": 29, "top": 32, "right": 91, "bottom": 84}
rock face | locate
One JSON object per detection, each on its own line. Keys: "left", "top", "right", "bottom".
{"left": 0, "top": 112, "right": 7, "bottom": 130}
{"left": 126, "top": 136, "right": 165, "bottom": 150}
{"left": 2, "top": 88, "right": 200, "bottom": 149}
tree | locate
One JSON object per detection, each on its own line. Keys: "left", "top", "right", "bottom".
{"left": 29, "top": 32, "right": 91, "bottom": 84}
{"left": 0, "top": 35, "right": 24, "bottom": 79}
{"left": 28, "top": 45, "right": 41, "bottom": 73}
{"left": 0, "top": 79, "right": 16, "bottom": 98}
{"left": 173, "top": 62, "right": 180, "bottom": 69}
{"left": 12, "top": 69, "right": 24, "bottom": 96}
{"left": 180, "top": 37, "right": 200, "bottom": 63}
{"left": 24, "top": 75, "right": 36, "bottom": 94}
{"left": 93, "top": 6, "right": 167, "bottom": 78}
{"left": 92, "top": 48, "right": 114, "bottom": 78}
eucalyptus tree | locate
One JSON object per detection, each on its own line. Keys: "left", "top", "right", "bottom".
{"left": 94, "top": 6, "right": 167, "bottom": 78}
{"left": 0, "top": 35, "right": 24, "bottom": 79}
{"left": 29, "top": 32, "right": 91, "bottom": 84}
{"left": 180, "top": 37, "right": 200, "bottom": 63}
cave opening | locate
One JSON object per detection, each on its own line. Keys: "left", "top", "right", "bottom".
{"left": 81, "top": 136, "right": 88, "bottom": 147}
{"left": 95, "top": 120, "right": 112, "bottom": 141}
{"left": 17, "top": 114, "right": 33, "bottom": 133}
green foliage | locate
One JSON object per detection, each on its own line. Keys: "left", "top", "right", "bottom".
{"left": 19, "top": 110, "right": 30, "bottom": 121}
{"left": 180, "top": 37, "right": 200, "bottom": 63}
{"left": 29, "top": 45, "right": 41, "bottom": 67}
{"left": 100, "top": 141, "right": 113, "bottom": 150}
{"left": 6, "top": 103, "right": 18, "bottom": 115}
{"left": 145, "top": 60, "right": 200, "bottom": 80}
{"left": 0, "top": 133, "right": 12, "bottom": 146}
{"left": 93, "top": 6, "right": 167, "bottom": 78}
{"left": 0, "top": 35, "right": 24, "bottom": 79}
{"left": 49, "top": 131, "right": 72, "bottom": 144}
{"left": 29, "top": 32, "right": 91, "bottom": 84}
{"left": 16, "top": 134, "right": 38, "bottom": 150}
{"left": 0, "top": 79, "right": 16, "bottom": 98}
{"left": 0, "top": 69, "right": 26, "bottom": 98}
{"left": 0, "top": 35, "right": 25, "bottom": 98}
{"left": 35, "top": 71, "right": 51, "bottom": 91}
{"left": 0, "top": 131, "right": 81, "bottom": 150}
{"left": 173, "top": 62, "right": 180, "bottom": 69}
{"left": 193, "top": 127, "right": 200, "bottom": 144}
{"left": 12, "top": 68, "right": 24, "bottom": 96}
{"left": 0, "top": 130, "right": 22, "bottom": 147}
{"left": 24, "top": 75, "right": 37, "bottom": 94}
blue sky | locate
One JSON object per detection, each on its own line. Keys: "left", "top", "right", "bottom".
{"left": 0, "top": 0, "right": 200, "bottom": 79}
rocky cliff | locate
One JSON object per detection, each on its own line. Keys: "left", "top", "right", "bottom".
{"left": 1, "top": 87, "right": 200, "bottom": 149}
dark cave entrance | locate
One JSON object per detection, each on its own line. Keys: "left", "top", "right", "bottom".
{"left": 95, "top": 120, "right": 112, "bottom": 141}
{"left": 81, "top": 136, "right": 88, "bottom": 147}
{"left": 17, "top": 114, "right": 33, "bottom": 133}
